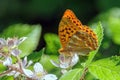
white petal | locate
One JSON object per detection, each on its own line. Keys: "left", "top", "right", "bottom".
{"left": 17, "top": 37, "right": 27, "bottom": 45}
{"left": 41, "top": 74, "right": 57, "bottom": 80}
{"left": 60, "top": 62, "right": 69, "bottom": 69}
{"left": 26, "top": 60, "right": 33, "bottom": 68}
{"left": 22, "top": 56, "right": 27, "bottom": 67}
{"left": 7, "top": 71, "right": 16, "bottom": 76}
{"left": 0, "top": 38, "right": 6, "bottom": 46}
{"left": 22, "top": 68, "right": 34, "bottom": 78}
{"left": 50, "top": 60, "right": 59, "bottom": 67}
{"left": 71, "top": 54, "right": 79, "bottom": 66}
{"left": 3, "top": 57, "right": 12, "bottom": 66}
{"left": 11, "top": 49, "right": 21, "bottom": 56}
{"left": 34, "top": 63, "right": 44, "bottom": 73}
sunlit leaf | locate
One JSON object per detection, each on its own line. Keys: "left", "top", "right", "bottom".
{"left": 44, "top": 33, "right": 60, "bottom": 55}
{"left": 59, "top": 69, "right": 82, "bottom": 80}
{"left": 89, "top": 56, "right": 120, "bottom": 80}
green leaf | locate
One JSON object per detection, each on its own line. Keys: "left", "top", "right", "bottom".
{"left": 0, "top": 64, "right": 7, "bottom": 73}
{"left": 85, "top": 22, "right": 104, "bottom": 66}
{"left": 0, "top": 24, "right": 42, "bottom": 57}
{"left": 0, "top": 76, "right": 14, "bottom": 80}
{"left": 44, "top": 33, "right": 61, "bottom": 55}
{"left": 108, "top": 10, "right": 120, "bottom": 45}
{"left": 59, "top": 69, "right": 82, "bottom": 80}
{"left": 89, "top": 56, "right": 120, "bottom": 80}
{"left": 27, "top": 48, "right": 45, "bottom": 62}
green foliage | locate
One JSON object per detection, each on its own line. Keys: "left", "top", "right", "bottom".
{"left": 0, "top": 76, "right": 14, "bottom": 80}
{"left": 89, "top": 56, "right": 120, "bottom": 80}
{"left": 27, "top": 48, "right": 45, "bottom": 62}
{"left": 85, "top": 22, "right": 104, "bottom": 67}
{"left": 0, "top": 0, "right": 120, "bottom": 80}
{"left": 44, "top": 33, "right": 61, "bottom": 55}
{"left": 0, "top": 64, "right": 7, "bottom": 73}
{"left": 108, "top": 10, "right": 120, "bottom": 45}
{"left": 59, "top": 69, "right": 82, "bottom": 80}
{"left": 91, "top": 8, "right": 120, "bottom": 45}
{"left": 0, "top": 24, "right": 41, "bottom": 57}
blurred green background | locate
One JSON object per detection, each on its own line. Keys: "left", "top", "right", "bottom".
{"left": 0, "top": 0, "right": 120, "bottom": 58}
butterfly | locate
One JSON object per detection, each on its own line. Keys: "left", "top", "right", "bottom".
{"left": 58, "top": 9, "right": 98, "bottom": 56}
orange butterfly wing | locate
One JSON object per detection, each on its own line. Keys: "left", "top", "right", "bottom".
{"left": 58, "top": 9, "right": 98, "bottom": 56}
{"left": 59, "top": 9, "right": 83, "bottom": 48}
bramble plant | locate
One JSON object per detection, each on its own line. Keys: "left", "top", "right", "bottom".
{"left": 0, "top": 8, "right": 120, "bottom": 79}
{"left": 0, "top": 22, "right": 103, "bottom": 80}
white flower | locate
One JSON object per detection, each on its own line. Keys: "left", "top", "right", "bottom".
{"left": 23, "top": 62, "right": 57, "bottom": 80}
{"left": 51, "top": 54, "right": 79, "bottom": 69}
{"left": 51, "top": 54, "right": 79, "bottom": 73}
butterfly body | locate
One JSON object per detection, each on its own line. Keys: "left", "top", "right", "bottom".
{"left": 58, "top": 9, "right": 98, "bottom": 56}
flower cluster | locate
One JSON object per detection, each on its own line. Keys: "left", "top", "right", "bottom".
{"left": 0, "top": 37, "right": 57, "bottom": 80}
{"left": 0, "top": 37, "right": 26, "bottom": 66}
